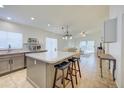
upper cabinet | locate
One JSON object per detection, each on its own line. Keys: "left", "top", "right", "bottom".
{"left": 104, "top": 18, "right": 117, "bottom": 43}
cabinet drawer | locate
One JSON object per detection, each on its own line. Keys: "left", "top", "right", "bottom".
{"left": 10, "top": 53, "right": 24, "bottom": 58}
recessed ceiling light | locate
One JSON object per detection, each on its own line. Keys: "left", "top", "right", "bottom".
{"left": 0, "top": 5, "right": 4, "bottom": 8}
{"left": 7, "top": 17, "right": 12, "bottom": 20}
{"left": 31, "top": 17, "right": 35, "bottom": 20}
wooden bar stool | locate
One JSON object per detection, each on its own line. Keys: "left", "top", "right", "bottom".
{"left": 53, "top": 61, "right": 74, "bottom": 88}
{"left": 68, "top": 57, "right": 81, "bottom": 85}
{"left": 72, "top": 57, "right": 82, "bottom": 78}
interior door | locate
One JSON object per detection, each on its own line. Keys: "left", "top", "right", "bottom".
{"left": 46, "top": 38, "right": 57, "bottom": 52}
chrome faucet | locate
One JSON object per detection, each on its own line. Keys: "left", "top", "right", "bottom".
{"left": 8, "top": 44, "right": 11, "bottom": 52}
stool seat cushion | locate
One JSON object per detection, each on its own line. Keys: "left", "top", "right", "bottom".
{"left": 68, "top": 57, "right": 80, "bottom": 63}
{"left": 54, "top": 61, "right": 71, "bottom": 70}
{"left": 72, "top": 57, "right": 80, "bottom": 60}
{"left": 68, "top": 58, "right": 75, "bottom": 62}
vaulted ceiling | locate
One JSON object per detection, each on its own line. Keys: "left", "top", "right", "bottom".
{"left": 0, "top": 5, "right": 109, "bottom": 35}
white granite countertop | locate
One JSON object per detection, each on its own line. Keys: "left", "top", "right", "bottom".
{"left": 26, "top": 51, "right": 78, "bottom": 64}
{"left": 0, "top": 49, "right": 47, "bottom": 56}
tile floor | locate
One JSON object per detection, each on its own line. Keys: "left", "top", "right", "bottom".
{"left": 0, "top": 53, "right": 117, "bottom": 88}
{"left": 0, "top": 69, "right": 33, "bottom": 88}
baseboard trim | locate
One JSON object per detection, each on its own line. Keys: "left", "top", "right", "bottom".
{"left": 0, "top": 67, "right": 25, "bottom": 77}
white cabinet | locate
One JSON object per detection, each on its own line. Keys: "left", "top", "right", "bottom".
{"left": 104, "top": 18, "right": 117, "bottom": 43}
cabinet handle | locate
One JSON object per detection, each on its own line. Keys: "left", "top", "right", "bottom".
{"left": 9, "top": 60, "right": 11, "bottom": 64}
{"left": 11, "top": 59, "right": 13, "bottom": 64}
{"left": 9, "top": 59, "right": 13, "bottom": 64}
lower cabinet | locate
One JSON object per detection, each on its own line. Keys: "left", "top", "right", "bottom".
{"left": 0, "top": 53, "right": 25, "bottom": 75}
{"left": 0, "top": 58, "right": 10, "bottom": 74}
{"left": 11, "top": 54, "right": 24, "bottom": 71}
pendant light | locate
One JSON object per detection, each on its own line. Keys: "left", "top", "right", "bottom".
{"left": 62, "top": 25, "right": 72, "bottom": 40}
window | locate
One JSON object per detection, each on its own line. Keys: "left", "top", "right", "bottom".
{"left": 0, "top": 31, "right": 8, "bottom": 49}
{"left": 0, "top": 31, "right": 23, "bottom": 49}
{"left": 80, "top": 41, "right": 95, "bottom": 54}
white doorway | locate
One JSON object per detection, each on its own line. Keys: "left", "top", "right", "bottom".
{"left": 80, "top": 41, "right": 95, "bottom": 54}
{"left": 46, "top": 37, "right": 57, "bottom": 52}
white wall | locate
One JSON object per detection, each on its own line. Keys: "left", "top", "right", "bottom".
{"left": 0, "top": 19, "right": 66, "bottom": 50}
{"left": 109, "top": 6, "right": 124, "bottom": 88}
{"left": 122, "top": 14, "right": 124, "bottom": 88}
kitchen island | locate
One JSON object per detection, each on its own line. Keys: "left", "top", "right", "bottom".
{"left": 26, "top": 51, "right": 79, "bottom": 88}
